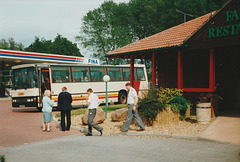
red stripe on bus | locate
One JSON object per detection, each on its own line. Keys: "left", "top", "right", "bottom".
{"left": 0, "top": 50, "right": 84, "bottom": 60}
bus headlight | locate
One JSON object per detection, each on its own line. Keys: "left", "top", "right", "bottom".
{"left": 27, "top": 99, "right": 31, "bottom": 102}
{"left": 30, "top": 98, "right": 33, "bottom": 102}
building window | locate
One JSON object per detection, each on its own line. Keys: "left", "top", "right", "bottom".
{"left": 183, "top": 50, "right": 209, "bottom": 88}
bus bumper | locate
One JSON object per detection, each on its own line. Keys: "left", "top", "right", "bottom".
{"left": 12, "top": 97, "right": 38, "bottom": 108}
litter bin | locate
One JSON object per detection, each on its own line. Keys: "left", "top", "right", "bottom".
{"left": 196, "top": 102, "right": 211, "bottom": 124}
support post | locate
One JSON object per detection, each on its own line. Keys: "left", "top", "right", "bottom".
{"left": 152, "top": 53, "right": 156, "bottom": 87}
{"left": 209, "top": 48, "right": 216, "bottom": 118}
{"left": 178, "top": 50, "right": 183, "bottom": 89}
{"left": 105, "top": 81, "right": 108, "bottom": 119}
{"left": 130, "top": 55, "right": 134, "bottom": 88}
{"left": 209, "top": 48, "right": 215, "bottom": 91}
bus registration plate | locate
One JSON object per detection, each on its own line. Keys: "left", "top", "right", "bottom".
{"left": 19, "top": 105, "right": 25, "bottom": 108}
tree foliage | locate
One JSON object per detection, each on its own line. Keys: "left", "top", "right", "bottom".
{"left": 77, "top": 0, "right": 228, "bottom": 63}
{"left": 76, "top": 1, "right": 135, "bottom": 64}
{"left": 0, "top": 38, "right": 24, "bottom": 51}
{"left": 25, "top": 34, "right": 83, "bottom": 57}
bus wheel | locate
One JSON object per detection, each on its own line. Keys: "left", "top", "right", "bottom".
{"left": 118, "top": 91, "right": 127, "bottom": 104}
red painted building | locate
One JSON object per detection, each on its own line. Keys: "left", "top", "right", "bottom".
{"left": 107, "top": 0, "right": 240, "bottom": 116}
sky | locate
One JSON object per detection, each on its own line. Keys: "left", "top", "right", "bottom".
{"left": 0, "top": 0, "right": 129, "bottom": 57}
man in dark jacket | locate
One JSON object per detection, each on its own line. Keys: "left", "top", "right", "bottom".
{"left": 58, "top": 87, "right": 72, "bottom": 131}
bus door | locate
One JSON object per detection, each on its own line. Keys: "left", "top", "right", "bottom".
{"left": 37, "top": 68, "right": 51, "bottom": 107}
{"left": 41, "top": 68, "right": 51, "bottom": 92}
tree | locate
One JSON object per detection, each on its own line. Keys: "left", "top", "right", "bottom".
{"left": 77, "top": 0, "right": 228, "bottom": 64}
{"left": 0, "top": 38, "right": 24, "bottom": 51}
{"left": 25, "top": 34, "right": 83, "bottom": 57}
{"left": 76, "top": 1, "right": 135, "bottom": 64}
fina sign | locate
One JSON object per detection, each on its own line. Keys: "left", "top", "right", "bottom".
{"left": 83, "top": 58, "right": 100, "bottom": 65}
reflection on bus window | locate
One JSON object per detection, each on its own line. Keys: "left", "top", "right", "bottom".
{"left": 122, "top": 68, "right": 130, "bottom": 81}
{"left": 136, "top": 67, "right": 146, "bottom": 81}
{"left": 72, "top": 67, "right": 89, "bottom": 82}
{"left": 90, "top": 67, "right": 105, "bottom": 82}
{"left": 52, "top": 66, "right": 71, "bottom": 83}
{"left": 108, "top": 67, "right": 122, "bottom": 81}
{"left": 13, "top": 67, "right": 37, "bottom": 89}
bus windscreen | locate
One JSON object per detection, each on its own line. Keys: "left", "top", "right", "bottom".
{"left": 13, "top": 67, "right": 37, "bottom": 89}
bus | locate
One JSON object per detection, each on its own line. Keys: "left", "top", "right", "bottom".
{"left": 11, "top": 63, "right": 148, "bottom": 110}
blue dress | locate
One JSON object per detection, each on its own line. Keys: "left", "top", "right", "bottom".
{"left": 42, "top": 96, "right": 54, "bottom": 122}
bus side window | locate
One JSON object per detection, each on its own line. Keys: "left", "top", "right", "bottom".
{"left": 108, "top": 67, "right": 122, "bottom": 81}
{"left": 123, "top": 67, "right": 130, "bottom": 81}
{"left": 52, "top": 66, "right": 71, "bottom": 83}
{"left": 90, "top": 67, "right": 105, "bottom": 82}
{"left": 136, "top": 67, "right": 146, "bottom": 81}
{"left": 72, "top": 67, "right": 89, "bottom": 82}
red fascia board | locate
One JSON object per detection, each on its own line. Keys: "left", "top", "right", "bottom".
{"left": 183, "top": 88, "right": 215, "bottom": 92}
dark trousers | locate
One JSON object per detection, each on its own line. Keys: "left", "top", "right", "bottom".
{"left": 61, "top": 110, "right": 71, "bottom": 131}
{"left": 88, "top": 109, "right": 103, "bottom": 135}
{"left": 123, "top": 104, "right": 145, "bottom": 130}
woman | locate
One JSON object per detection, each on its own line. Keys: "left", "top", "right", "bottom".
{"left": 42, "top": 90, "right": 54, "bottom": 132}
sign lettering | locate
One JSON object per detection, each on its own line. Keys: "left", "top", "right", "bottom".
{"left": 209, "top": 9, "right": 240, "bottom": 38}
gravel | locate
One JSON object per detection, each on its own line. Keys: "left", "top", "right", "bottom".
{"left": 57, "top": 112, "right": 213, "bottom": 137}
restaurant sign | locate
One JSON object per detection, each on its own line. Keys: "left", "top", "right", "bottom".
{"left": 209, "top": 9, "right": 240, "bottom": 38}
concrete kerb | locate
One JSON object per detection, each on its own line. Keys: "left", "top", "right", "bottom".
{"left": 0, "top": 97, "right": 11, "bottom": 101}
{"left": 53, "top": 114, "right": 234, "bottom": 144}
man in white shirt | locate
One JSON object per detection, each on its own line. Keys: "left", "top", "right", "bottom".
{"left": 121, "top": 83, "right": 145, "bottom": 132}
{"left": 85, "top": 88, "right": 103, "bottom": 136}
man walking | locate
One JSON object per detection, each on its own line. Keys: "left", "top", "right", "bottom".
{"left": 85, "top": 88, "right": 103, "bottom": 136}
{"left": 58, "top": 87, "right": 72, "bottom": 131}
{"left": 121, "top": 83, "right": 145, "bottom": 132}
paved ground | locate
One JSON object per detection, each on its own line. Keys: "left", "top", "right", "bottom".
{"left": 0, "top": 100, "right": 79, "bottom": 148}
{"left": 0, "top": 135, "right": 240, "bottom": 162}
{"left": 201, "top": 116, "right": 240, "bottom": 144}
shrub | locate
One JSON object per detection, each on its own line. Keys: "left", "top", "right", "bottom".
{"left": 138, "top": 88, "right": 164, "bottom": 126}
{"left": 170, "top": 96, "right": 190, "bottom": 119}
{"left": 0, "top": 155, "right": 6, "bottom": 162}
{"left": 138, "top": 87, "right": 191, "bottom": 125}
{"left": 157, "top": 87, "right": 183, "bottom": 104}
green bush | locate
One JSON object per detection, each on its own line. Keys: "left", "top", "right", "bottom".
{"left": 138, "top": 87, "right": 191, "bottom": 125}
{"left": 170, "top": 96, "right": 190, "bottom": 119}
{"left": 0, "top": 155, "right": 6, "bottom": 162}
{"left": 138, "top": 88, "right": 164, "bottom": 126}
{"left": 157, "top": 87, "right": 183, "bottom": 104}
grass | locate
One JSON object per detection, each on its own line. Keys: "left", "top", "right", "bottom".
{"left": 55, "top": 104, "right": 127, "bottom": 117}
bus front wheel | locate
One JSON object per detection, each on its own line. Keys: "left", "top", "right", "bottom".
{"left": 118, "top": 91, "right": 127, "bottom": 104}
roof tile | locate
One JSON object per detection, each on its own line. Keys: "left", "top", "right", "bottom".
{"left": 107, "top": 11, "right": 215, "bottom": 56}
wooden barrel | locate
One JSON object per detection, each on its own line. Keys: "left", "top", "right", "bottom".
{"left": 196, "top": 102, "right": 211, "bottom": 124}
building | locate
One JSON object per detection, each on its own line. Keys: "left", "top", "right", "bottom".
{"left": 0, "top": 49, "right": 99, "bottom": 96}
{"left": 106, "top": 0, "right": 240, "bottom": 116}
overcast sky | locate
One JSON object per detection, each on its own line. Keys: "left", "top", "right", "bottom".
{"left": 0, "top": 0, "right": 129, "bottom": 56}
